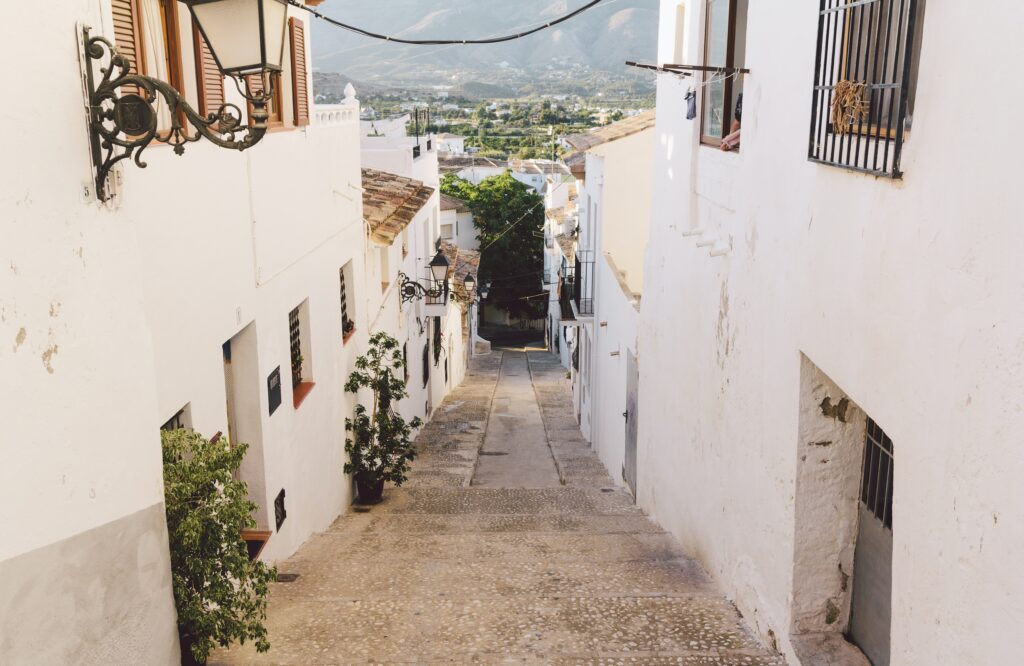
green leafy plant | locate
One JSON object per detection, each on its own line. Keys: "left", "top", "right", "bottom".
{"left": 344, "top": 332, "right": 423, "bottom": 486}
{"left": 161, "top": 429, "right": 276, "bottom": 664}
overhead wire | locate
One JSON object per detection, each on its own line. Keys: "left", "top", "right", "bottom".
{"left": 288, "top": 0, "right": 609, "bottom": 45}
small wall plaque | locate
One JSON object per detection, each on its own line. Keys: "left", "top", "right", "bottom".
{"left": 267, "top": 366, "right": 281, "bottom": 416}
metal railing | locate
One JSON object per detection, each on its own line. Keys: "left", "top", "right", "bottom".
{"left": 808, "top": 0, "right": 918, "bottom": 178}
{"left": 572, "top": 251, "right": 594, "bottom": 316}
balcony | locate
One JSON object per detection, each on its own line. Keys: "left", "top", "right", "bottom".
{"left": 572, "top": 251, "right": 594, "bottom": 317}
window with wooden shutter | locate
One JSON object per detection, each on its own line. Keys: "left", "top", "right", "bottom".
{"left": 289, "top": 17, "right": 310, "bottom": 127}
{"left": 112, "top": 0, "right": 146, "bottom": 93}
{"left": 193, "top": 25, "right": 225, "bottom": 118}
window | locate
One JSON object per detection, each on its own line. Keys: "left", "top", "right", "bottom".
{"left": 288, "top": 18, "right": 310, "bottom": 127}
{"left": 289, "top": 306, "right": 302, "bottom": 388}
{"left": 113, "top": 0, "right": 186, "bottom": 130}
{"left": 193, "top": 24, "right": 224, "bottom": 118}
{"left": 402, "top": 342, "right": 409, "bottom": 384}
{"left": 160, "top": 404, "right": 191, "bottom": 431}
{"left": 809, "top": 0, "right": 922, "bottom": 178}
{"left": 860, "top": 417, "right": 894, "bottom": 529}
{"left": 701, "top": 0, "right": 748, "bottom": 147}
{"left": 340, "top": 264, "right": 355, "bottom": 342}
{"left": 288, "top": 301, "right": 314, "bottom": 407}
{"left": 379, "top": 247, "right": 391, "bottom": 292}
{"left": 422, "top": 341, "right": 430, "bottom": 388}
{"left": 440, "top": 223, "right": 454, "bottom": 240}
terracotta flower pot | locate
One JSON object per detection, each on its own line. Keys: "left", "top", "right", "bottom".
{"left": 355, "top": 473, "right": 385, "bottom": 504}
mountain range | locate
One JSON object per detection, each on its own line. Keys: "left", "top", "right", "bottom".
{"left": 308, "top": 0, "right": 659, "bottom": 94}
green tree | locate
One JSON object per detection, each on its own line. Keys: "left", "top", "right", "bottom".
{"left": 162, "top": 430, "right": 276, "bottom": 664}
{"left": 441, "top": 172, "right": 544, "bottom": 318}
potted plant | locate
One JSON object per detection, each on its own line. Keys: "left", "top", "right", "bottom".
{"left": 344, "top": 331, "right": 423, "bottom": 504}
{"left": 161, "top": 429, "right": 277, "bottom": 665}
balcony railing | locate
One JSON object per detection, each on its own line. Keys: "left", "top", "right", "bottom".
{"left": 573, "top": 251, "right": 594, "bottom": 316}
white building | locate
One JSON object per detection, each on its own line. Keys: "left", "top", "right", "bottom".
{"left": 635, "top": 2, "right": 1024, "bottom": 665}
{"left": 360, "top": 126, "right": 479, "bottom": 425}
{"left": 1, "top": 1, "right": 362, "bottom": 662}
{"left": 561, "top": 113, "right": 657, "bottom": 445}
{"left": 437, "top": 133, "right": 466, "bottom": 155}
{"left": 440, "top": 193, "right": 477, "bottom": 251}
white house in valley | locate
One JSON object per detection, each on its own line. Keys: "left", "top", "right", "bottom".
{"left": 633, "top": 1, "right": 1024, "bottom": 665}
{"left": 436, "top": 133, "right": 466, "bottom": 155}
{"left": 1, "top": 0, "right": 362, "bottom": 662}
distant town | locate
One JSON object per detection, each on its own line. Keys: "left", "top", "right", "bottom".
{"left": 314, "top": 71, "right": 655, "bottom": 160}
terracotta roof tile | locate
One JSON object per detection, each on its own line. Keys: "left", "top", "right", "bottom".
{"left": 361, "top": 168, "right": 435, "bottom": 246}
{"left": 440, "top": 193, "right": 471, "bottom": 213}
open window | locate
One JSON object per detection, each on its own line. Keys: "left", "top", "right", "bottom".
{"left": 700, "top": 0, "right": 748, "bottom": 148}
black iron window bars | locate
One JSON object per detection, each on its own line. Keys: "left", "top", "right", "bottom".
{"left": 288, "top": 306, "right": 302, "bottom": 388}
{"left": 860, "top": 417, "right": 894, "bottom": 529}
{"left": 809, "top": 0, "right": 919, "bottom": 178}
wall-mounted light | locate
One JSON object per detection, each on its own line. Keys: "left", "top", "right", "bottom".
{"left": 82, "top": 0, "right": 289, "bottom": 200}
{"left": 400, "top": 250, "right": 451, "bottom": 304}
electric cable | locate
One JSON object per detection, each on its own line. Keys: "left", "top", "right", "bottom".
{"left": 287, "top": 0, "right": 608, "bottom": 45}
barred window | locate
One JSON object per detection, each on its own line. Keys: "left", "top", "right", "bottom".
{"left": 289, "top": 306, "right": 302, "bottom": 388}
{"left": 340, "top": 265, "right": 354, "bottom": 340}
{"left": 422, "top": 342, "right": 430, "bottom": 388}
{"left": 809, "top": 0, "right": 922, "bottom": 178}
{"left": 860, "top": 417, "right": 894, "bottom": 529}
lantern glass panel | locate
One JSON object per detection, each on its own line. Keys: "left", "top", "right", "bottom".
{"left": 189, "top": 0, "right": 288, "bottom": 74}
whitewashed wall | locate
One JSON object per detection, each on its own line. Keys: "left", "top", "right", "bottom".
{"left": 637, "top": 1, "right": 1024, "bottom": 665}
{"left": 0, "top": 1, "right": 362, "bottom": 661}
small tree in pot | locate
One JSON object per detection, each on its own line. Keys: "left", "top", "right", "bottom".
{"left": 344, "top": 331, "right": 423, "bottom": 503}
{"left": 161, "top": 429, "right": 277, "bottom": 665}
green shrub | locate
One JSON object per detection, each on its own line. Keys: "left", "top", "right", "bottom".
{"left": 344, "top": 332, "right": 423, "bottom": 485}
{"left": 161, "top": 430, "right": 276, "bottom": 663}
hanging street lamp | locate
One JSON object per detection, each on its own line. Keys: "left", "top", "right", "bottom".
{"left": 81, "top": 0, "right": 289, "bottom": 200}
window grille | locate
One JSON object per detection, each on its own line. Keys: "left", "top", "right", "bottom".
{"left": 289, "top": 306, "right": 302, "bottom": 388}
{"left": 339, "top": 267, "right": 353, "bottom": 336}
{"left": 809, "top": 0, "right": 919, "bottom": 178}
{"left": 422, "top": 342, "right": 430, "bottom": 388}
{"left": 860, "top": 417, "right": 894, "bottom": 529}
{"left": 403, "top": 343, "right": 409, "bottom": 384}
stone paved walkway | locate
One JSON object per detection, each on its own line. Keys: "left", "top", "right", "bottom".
{"left": 211, "top": 350, "right": 784, "bottom": 665}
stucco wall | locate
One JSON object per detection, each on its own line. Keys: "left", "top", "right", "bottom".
{"left": 637, "top": 1, "right": 1024, "bottom": 664}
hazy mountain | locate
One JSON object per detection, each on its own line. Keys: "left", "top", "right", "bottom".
{"left": 309, "top": 0, "right": 658, "bottom": 93}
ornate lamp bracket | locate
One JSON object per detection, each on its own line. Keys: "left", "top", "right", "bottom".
{"left": 81, "top": 26, "right": 271, "bottom": 201}
{"left": 398, "top": 272, "right": 447, "bottom": 304}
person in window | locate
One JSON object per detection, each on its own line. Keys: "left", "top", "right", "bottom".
{"left": 721, "top": 93, "right": 742, "bottom": 152}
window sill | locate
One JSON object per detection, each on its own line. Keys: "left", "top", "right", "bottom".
{"left": 343, "top": 329, "right": 356, "bottom": 345}
{"left": 293, "top": 381, "right": 315, "bottom": 409}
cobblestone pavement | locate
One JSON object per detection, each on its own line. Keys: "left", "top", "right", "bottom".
{"left": 211, "top": 350, "right": 785, "bottom": 665}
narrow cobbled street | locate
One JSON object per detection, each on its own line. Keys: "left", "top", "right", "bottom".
{"left": 211, "top": 349, "right": 784, "bottom": 664}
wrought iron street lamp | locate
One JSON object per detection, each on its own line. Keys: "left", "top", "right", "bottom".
{"left": 463, "top": 274, "right": 476, "bottom": 295}
{"left": 81, "top": 0, "right": 289, "bottom": 200}
{"left": 399, "top": 250, "right": 452, "bottom": 304}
